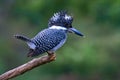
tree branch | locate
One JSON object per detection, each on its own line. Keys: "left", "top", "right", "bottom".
{"left": 0, "top": 54, "right": 56, "bottom": 80}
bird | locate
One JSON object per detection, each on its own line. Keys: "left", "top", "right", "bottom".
{"left": 14, "top": 10, "right": 84, "bottom": 57}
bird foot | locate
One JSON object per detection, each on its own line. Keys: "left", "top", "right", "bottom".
{"left": 49, "top": 54, "right": 56, "bottom": 61}
{"left": 47, "top": 51, "right": 56, "bottom": 61}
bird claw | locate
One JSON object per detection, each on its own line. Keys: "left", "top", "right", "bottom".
{"left": 49, "top": 54, "right": 56, "bottom": 61}
{"left": 47, "top": 51, "right": 56, "bottom": 61}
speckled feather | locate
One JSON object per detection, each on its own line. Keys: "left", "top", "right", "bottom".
{"left": 29, "top": 29, "right": 67, "bottom": 56}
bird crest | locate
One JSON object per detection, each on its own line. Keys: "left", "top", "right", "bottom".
{"left": 48, "top": 10, "right": 73, "bottom": 27}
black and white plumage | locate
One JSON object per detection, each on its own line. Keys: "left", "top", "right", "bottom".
{"left": 15, "top": 11, "right": 84, "bottom": 57}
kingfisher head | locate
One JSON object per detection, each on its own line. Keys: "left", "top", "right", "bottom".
{"left": 48, "top": 10, "right": 84, "bottom": 37}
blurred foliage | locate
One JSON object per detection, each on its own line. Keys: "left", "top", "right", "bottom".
{"left": 0, "top": 0, "right": 120, "bottom": 80}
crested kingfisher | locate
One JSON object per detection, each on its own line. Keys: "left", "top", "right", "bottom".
{"left": 15, "top": 11, "right": 84, "bottom": 57}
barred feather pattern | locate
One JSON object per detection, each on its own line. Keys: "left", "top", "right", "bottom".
{"left": 29, "top": 29, "right": 67, "bottom": 56}
{"left": 14, "top": 35, "right": 31, "bottom": 42}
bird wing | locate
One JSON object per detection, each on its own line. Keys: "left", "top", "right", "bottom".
{"left": 28, "top": 29, "right": 66, "bottom": 56}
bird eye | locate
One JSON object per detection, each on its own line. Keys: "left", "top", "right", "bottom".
{"left": 65, "top": 24, "right": 68, "bottom": 27}
{"left": 65, "top": 23, "right": 71, "bottom": 28}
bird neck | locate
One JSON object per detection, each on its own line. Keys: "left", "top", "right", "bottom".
{"left": 49, "top": 25, "right": 67, "bottom": 30}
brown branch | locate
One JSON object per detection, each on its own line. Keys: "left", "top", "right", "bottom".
{"left": 0, "top": 54, "right": 56, "bottom": 80}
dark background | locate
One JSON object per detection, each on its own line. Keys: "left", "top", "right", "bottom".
{"left": 0, "top": 0, "right": 120, "bottom": 80}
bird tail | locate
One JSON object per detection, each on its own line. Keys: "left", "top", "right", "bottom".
{"left": 14, "top": 34, "right": 31, "bottom": 42}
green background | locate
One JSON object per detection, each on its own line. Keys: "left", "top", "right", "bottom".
{"left": 0, "top": 0, "right": 120, "bottom": 80}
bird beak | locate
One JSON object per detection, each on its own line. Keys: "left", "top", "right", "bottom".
{"left": 68, "top": 28, "right": 84, "bottom": 37}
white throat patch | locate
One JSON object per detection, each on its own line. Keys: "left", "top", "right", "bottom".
{"left": 49, "top": 25, "right": 67, "bottom": 30}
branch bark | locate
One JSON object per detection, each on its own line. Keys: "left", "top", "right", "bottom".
{"left": 0, "top": 54, "right": 56, "bottom": 80}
